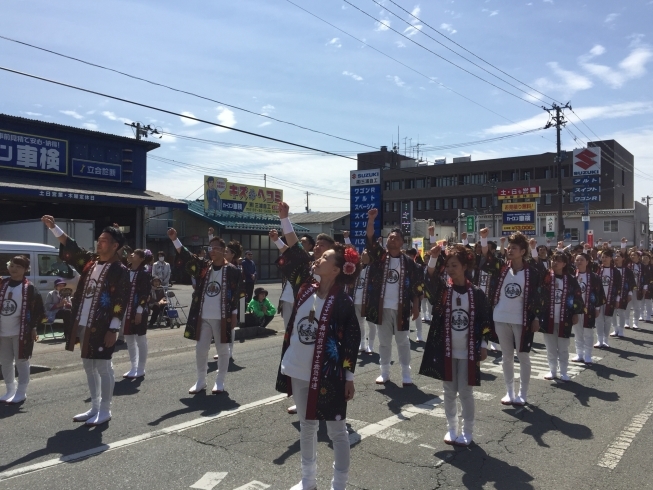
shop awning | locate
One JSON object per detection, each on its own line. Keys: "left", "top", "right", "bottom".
{"left": 184, "top": 200, "right": 310, "bottom": 232}
{"left": 0, "top": 176, "right": 187, "bottom": 209}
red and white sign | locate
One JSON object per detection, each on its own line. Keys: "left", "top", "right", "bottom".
{"left": 497, "top": 186, "right": 541, "bottom": 200}
{"left": 573, "top": 148, "right": 601, "bottom": 176}
{"left": 587, "top": 229, "right": 594, "bottom": 248}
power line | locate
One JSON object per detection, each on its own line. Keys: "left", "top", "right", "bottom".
{"left": 0, "top": 65, "right": 358, "bottom": 161}
{"left": 383, "top": 0, "right": 561, "bottom": 105}
{"left": 342, "top": 0, "right": 542, "bottom": 108}
{"left": 0, "top": 34, "right": 377, "bottom": 150}
{"left": 285, "top": 0, "right": 522, "bottom": 124}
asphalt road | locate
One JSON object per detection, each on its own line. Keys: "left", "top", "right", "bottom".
{"left": 2, "top": 284, "right": 653, "bottom": 489}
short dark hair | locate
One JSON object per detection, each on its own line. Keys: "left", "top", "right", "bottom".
{"left": 207, "top": 176, "right": 214, "bottom": 182}
{"left": 158, "top": 251, "right": 165, "bottom": 256}
{"left": 601, "top": 248, "right": 614, "bottom": 258}
{"left": 537, "top": 245, "right": 548, "bottom": 252}
{"left": 388, "top": 228, "right": 404, "bottom": 240}
{"left": 11, "top": 255, "right": 30, "bottom": 270}
{"left": 226, "top": 240, "right": 243, "bottom": 261}
{"left": 405, "top": 248, "right": 417, "bottom": 257}
{"left": 508, "top": 233, "right": 529, "bottom": 251}
{"left": 487, "top": 240, "right": 497, "bottom": 251}
{"left": 209, "top": 236, "right": 226, "bottom": 248}
{"left": 133, "top": 249, "right": 153, "bottom": 266}
{"left": 316, "top": 233, "right": 335, "bottom": 246}
{"left": 301, "top": 234, "right": 316, "bottom": 249}
{"left": 552, "top": 251, "right": 571, "bottom": 273}
{"left": 102, "top": 226, "right": 126, "bottom": 249}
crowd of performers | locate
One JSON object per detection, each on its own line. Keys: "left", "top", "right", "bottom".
{"left": 0, "top": 208, "right": 650, "bottom": 490}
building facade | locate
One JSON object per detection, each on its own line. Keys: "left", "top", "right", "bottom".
{"left": 356, "top": 140, "right": 642, "bottom": 244}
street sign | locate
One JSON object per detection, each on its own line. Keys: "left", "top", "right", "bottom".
{"left": 573, "top": 147, "right": 601, "bottom": 176}
{"left": 502, "top": 202, "right": 536, "bottom": 211}
{"left": 573, "top": 176, "right": 600, "bottom": 186}
{"left": 587, "top": 229, "right": 594, "bottom": 247}
{"left": 497, "top": 186, "right": 541, "bottom": 200}
{"left": 466, "top": 215, "right": 475, "bottom": 233}
{"left": 574, "top": 186, "right": 601, "bottom": 195}
{"left": 503, "top": 211, "right": 535, "bottom": 223}
{"left": 546, "top": 216, "right": 556, "bottom": 238}
{"left": 581, "top": 215, "right": 590, "bottom": 222}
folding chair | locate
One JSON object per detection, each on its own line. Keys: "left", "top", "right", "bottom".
{"left": 164, "top": 289, "right": 188, "bottom": 323}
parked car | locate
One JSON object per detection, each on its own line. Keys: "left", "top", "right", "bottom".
{"left": 0, "top": 241, "right": 81, "bottom": 301}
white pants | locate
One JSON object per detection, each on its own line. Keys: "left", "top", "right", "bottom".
{"left": 643, "top": 298, "right": 653, "bottom": 320}
{"left": 82, "top": 358, "right": 114, "bottom": 411}
{"left": 281, "top": 300, "right": 294, "bottom": 329}
{"left": 421, "top": 297, "right": 431, "bottom": 321}
{"left": 125, "top": 334, "right": 148, "bottom": 372}
{"left": 443, "top": 358, "right": 474, "bottom": 434}
{"left": 196, "top": 319, "right": 229, "bottom": 385}
{"left": 291, "top": 377, "right": 349, "bottom": 490}
{"left": 355, "top": 304, "right": 376, "bottom": 350}
{"left": 0, "top": 336, "right": 29, "bottom": 391}
{"left": 494, "top": 322, "right": 530, "bottom": 397}
{"left": 378, "top": 308, "right": 411, "bottom": 371}
{"left": 613, "top": 308, "right": 627, "bottom": 337}
{"left": 571, "top": 315, "right": 594, "bottom": 362}
{"left": 542, "top": 323, "right": 570, "bottom": 376}
{"left": 627, "top": 297, "right": 642, "bottom": 326}
{"left": 595, "top": 306, "right": 612, "bottom": 344}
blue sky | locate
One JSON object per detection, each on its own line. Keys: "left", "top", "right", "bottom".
{"left": 1, "top": 0, "right": 652, "bottom": 213}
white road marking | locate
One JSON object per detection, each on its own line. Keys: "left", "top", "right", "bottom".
{"left": 472, "top": 392, "right": 496, "bottom": 401}
{"left": 232, "top": 482, "right": 270, "bottom": 490}
{"left": 374, "top": 428, "right": 422, "bottom": 444}
{"left": 190, "top": 472, "right": 228, "bottom": 490}
{"left": 0, "top": 394, "right": 287, "bottom": 482}
{"left": 597, "top": 398, "right": 653, "bottom": 470}
{"left": 483, "top": 353, "right": 601, "bottom": 380}
{"left": 419, "top": 443, "right": 436, "bottom": 450}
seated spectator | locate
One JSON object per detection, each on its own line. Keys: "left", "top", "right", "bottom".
{"left": 44, "top": 278, "right": 72, "bottom": 340}
{"left": 245, "top": 287, "right": 276, "bottom": 328}
{"left": 148, "top": 277, "right": 168, "bottom": 328}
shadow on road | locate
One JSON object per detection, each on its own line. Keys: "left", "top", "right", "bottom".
{"left": 435, "top": 445, "right": 535, "bottom": 490}
{"left": 0, "top": 424, "right": 109, "bottom": 473}
{"left": 553, "top": 379, "right": 619, "bottom": 407}
{"left": 506, "top": 405, "right": 592, "bottom": 447}
{"left": 147, "top": 392, "right": 240, "bottom": 427}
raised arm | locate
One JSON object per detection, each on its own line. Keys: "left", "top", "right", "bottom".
{"left": 269, "top": 229, "right": 288, "bottom": 254}
{"left": 42, "top": 215, "right": 68, "bottom": 245}
{"left": 168, "top": 228, "right": 182, "bottom": 253}
{"left": 366, "top": 208, "right": 378, "bottom": 242}
{"left": 479, "top": 228, "right": 489, "bottom": 256}
{"left": 278, "top": 202, "right": 298, "bottom": 248}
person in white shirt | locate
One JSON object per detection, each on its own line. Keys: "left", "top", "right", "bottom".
{"left": 420, "top": 244, "right": 491, "bottom": 447}
{"left": 0, "top": 256, "right": 44, "bottom": 404}
{"left": 353, "top": 251, "right": 376, "bottom": 353}
{"left": 276, "top": 242, "right": 361, "bottom": 490}
{"left": 152, "top": 252, "right": 171, "bottom": 287}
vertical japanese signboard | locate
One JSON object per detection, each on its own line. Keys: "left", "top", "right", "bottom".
{"left": 572, "top": 148, "right": 601, "bottom": 203}
{"left": 203, "top": 176, "right": 282, "bottom": 215}
{"left": 0, "top": 129, "right": 68, "bottom": 175}
{"left": 498, "top": 186, "right": 540, "bottom": 236}
{"left": 350, "top": 169, "right": 381, "bottom": 252}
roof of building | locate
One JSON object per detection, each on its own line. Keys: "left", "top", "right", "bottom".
{"left": 288, "top": 211, "right": 350, "bottom": 224}
{"left": 184, "top": 200, "right": 310, "bottom": 232}
{"left": 0, "top": 175, "right": 186, "bottom": 208}
{"left": 0, "top": 113, "right": 160, "bottom": 151}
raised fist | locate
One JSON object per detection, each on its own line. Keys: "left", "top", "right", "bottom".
{"left": 461, "top": 232, "right": 468, "bottom": 240}
{"left": 621, "top": 237, "right": 627, "bottom": 243}
{"left": 269, "top": 229, "right": 279, "bottom": 242}
{"left": 278, "top": 202, "right": 290, "bottom": 219}
{"left": 167, "top": 228, "right": 178, "bottom": 241}
{"left": 529, "top": 238, "right": 537, "bottom": 249}
{"left": 367, "top": 208, "right": 378, "bottom": 220}
{"left": 208, "top": 227, "right": 215, "bottom": 236}
{"left": 479, "top": 228, "right": 489, "bottom": 239}
{"left": 500, "top": 236, "right": 507, "bottom": 244}
{"left": 429, "top": 245, "right": 442, "bottom": 258}
{"left": 428, "top": 225, "right": 434, "bottom": 236}
{"left": 41, "top": 215, "right": 56, "bottom": 229}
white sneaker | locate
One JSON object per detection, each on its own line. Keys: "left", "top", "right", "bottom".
{"left": 289, "top": 481, "right": 317, "bottom": 490}
{"left": 559, "top": 373, "right": 571, "bottom": 382}
{"left": 501, "top": 393, "right": 514, "bottom": 405}
{"left": 365, "top": 345, "right": 373, "bottom": 354}
{"left": 86, "top": 409, "right": 111, "bottom": 426}
{"left": 583, "top": 356, "right": 593, "bottom": 364}
{"left": 211, "top": 380, "right": 224, "bottom": 394}
{"left": 287, "top": 405, "right": 297, "bottom": 414}
{"left": 0, "top": 384, "right": 16, "bottom": 403}
{"left": 543, "top": 371, "right": 556, "bottom": 380}
{"left": 455, "top": 432, "right": 473, "bottom": 446}
{"left": 213, "top": 354, "right": 219, "bottom": 360}
{"left": 73, "top": 408, "right": 98, "bottom": 422}
{"left": 5, "top": 390, "right": 26, "bottom": 404}
{"left": 444, "top": 429, "right": 457, "bottom": 445}
{"left": 513, "top": 395, "right": 526, "bottom": 406}
{"left": 375, "top": 373, "right": 389, "bottom": 384}
{"left": 123, "top": 368, "right": 137, "bottom": 379}
{"left": 134, "top": 368, "right": 145, "bottom": 378}
{"left": 188, "top": 382, "right": 207, "bottom": 394}
{"left": 570, "top": 356, "right": 583, "bottom": 363}
{"left": 401, "top": 365, "right": 413, "bottom": 386}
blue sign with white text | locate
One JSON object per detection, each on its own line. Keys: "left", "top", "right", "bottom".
{"left": 0, "top": 129, "right": 68, "bottom": 175}
{"left": 72, "top": 158, "right": 121, "bottom": 182}
{"left": 573, "top": 177, "right": 600, "bottom": 186}
{"left": 502, "top": 211, "right": 535, "bottom": 224}
{"left": 350, "top": 168, "right": 382, "bottom": 252}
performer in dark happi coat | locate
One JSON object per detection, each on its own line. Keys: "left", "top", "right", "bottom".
{"left": 626, "top": 248, "right": 646, "bottom": 330}
{"left": 487, "top": 233, "right": 542, "bottom": 406}
{"left": 43, "top": 215, "right": 129, "bottom": 426}
{"left": 611, "top": 250, "right": 635, "bottom": 341}
{"left": 122, "top": 249, "right": 153, "bottom": 379}
{"left": 595, "top": 249, "right": 621, "bottom": 348}
{"left": 362, "top": 208, "right": 424, "bottom": 386}
{"left": 420, "top": 244, "right": 492, "bottom": 447}
{"left": 0, "top": 255, "right": 45, "bottom": 404}
{"left": 535, "top": 252, "right": 585, "bottom": 381}
{"left": 641, "top": 252, "right": 653, "bottom": 322}
{"left": 168, "top": 227, "right": 243, "bottom": 395}
{"left": 571, "top": 253, "right": 606, "bottom": 365}
{"left": 276, "top": 243, "right": 361, "bottom": 490}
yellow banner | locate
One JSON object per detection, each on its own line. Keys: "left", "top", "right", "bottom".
{"left": 502, "top": 202, "right": 536, "bottom": 211}
{"left": 502, "top": 224, "right": 536, "bottom": 231}
{"left": 204, "top": 176, "right": 283, "bottom": 215}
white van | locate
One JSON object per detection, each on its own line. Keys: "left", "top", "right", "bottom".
{"left": 0, "top": 241, "right": 81, "bottom": 301}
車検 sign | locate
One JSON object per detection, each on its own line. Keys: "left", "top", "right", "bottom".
{"left": 204, "top": 176, "right": 282, "bottom": 215}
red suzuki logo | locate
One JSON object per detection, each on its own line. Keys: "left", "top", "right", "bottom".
{"left": 351, "top": 173, "right": 356, "bottom": 179}
{"left": 575, "top": 149, "right": 599, "bottom": 170}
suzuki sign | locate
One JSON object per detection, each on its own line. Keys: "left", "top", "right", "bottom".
{"left": 573, "top": 148, "right": 601, "bottom": 176}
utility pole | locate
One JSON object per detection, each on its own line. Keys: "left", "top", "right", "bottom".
{"left": 543, "top": 102, "right": 572, "bottom": 241}
{"left": 643, "top": 195, "right": 652, "bottom": 249}
{"left": 305, "top": 191, "right": 310, "bottom": 213}
{"left": 125, "top": 122, "right": 159, "bottom": 140}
